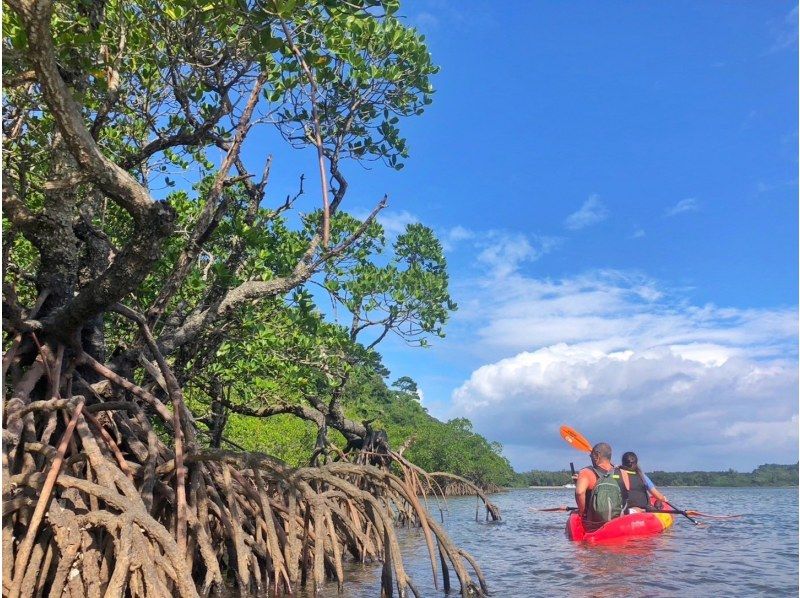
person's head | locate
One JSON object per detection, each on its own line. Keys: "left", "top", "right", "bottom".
{"left": 621, "top": 451, "right": 639, "bottom": 470}
{"left": 590, "top": 442, "right": 612, "bottom": 466}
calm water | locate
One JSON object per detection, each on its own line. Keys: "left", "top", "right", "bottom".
{"left": 304, "top": 487, "right": 798, "bottom": 597}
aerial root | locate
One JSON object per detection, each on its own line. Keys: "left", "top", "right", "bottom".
{"left": 3, "top": 343, "right": 495, "bottom": 596}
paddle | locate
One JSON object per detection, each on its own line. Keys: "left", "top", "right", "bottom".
{"left": 560, "top": 425, "right": 592, "bottom": 453}
{"left": 682, "top": 510, "right": 742, "bottom": 519}
{"left": 535, "top": 507, "right": 707, "bottom": 517}
{"left": 651, "top": 500, "right": 701, "bottom": 525}
{"left": 534, "top": 507, "right": 738, "bottom": 518}
{"left": 658, "top": 501, "right": 741, "bottom": 522}
{"left": 559, "top": 424, "right": 704, "bottom": 526}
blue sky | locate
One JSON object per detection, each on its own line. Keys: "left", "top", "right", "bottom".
{"left": 243, "top": 2, "right": 798, "bottom": 471}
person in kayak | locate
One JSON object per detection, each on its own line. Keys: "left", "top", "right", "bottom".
{"left": 574, "top": 442, "right": 623, "bottom": 529}
{"left": 618, "top": 451, "right": 668, "bottom": 513}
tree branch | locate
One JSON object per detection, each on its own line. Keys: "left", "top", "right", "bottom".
{"left": 221, "top": 397, "right": 326, "bottom": 429}
{"left": 2, "top": 177, "right": 36, "bottom": 233}
{"left": 159, "top": 195, "right": 387, "bottom": 355}
{"left": 147, "top": 73, "right": 268, "bottom": 326}
{"left": 14, "top": 0, "right": 154, "bottom": 225}
{"left": 41, "top": 201, "right": 175, "bottom": 340}
{"left": 277, "top": 11, "right": 331, "bottom": 246}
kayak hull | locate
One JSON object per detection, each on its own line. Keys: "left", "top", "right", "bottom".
{"left": 566, "top": 499, "right": 674, "bottom": 543}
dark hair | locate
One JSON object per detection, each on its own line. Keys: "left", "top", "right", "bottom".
{"left": 591, "top": 442, "right": 612, "bottom": 461}
{"left": 621, "top": 451, "right": 642, "bottom": 476}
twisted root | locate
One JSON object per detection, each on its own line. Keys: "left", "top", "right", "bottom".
{"left": 3, "top": 340, "right": 495, "bottom": 597}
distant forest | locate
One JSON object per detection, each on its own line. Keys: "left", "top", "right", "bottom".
{"left": 518, "top": 463, "right": 799, "bottom": 487}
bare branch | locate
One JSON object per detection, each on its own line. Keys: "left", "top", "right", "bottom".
{"left": 147, "top": 73, "right": 268, "bottom": 326}
{"left": 221, "top": 397, "right": 326, "bottom": 429}
{"left": 277, "top": 11, "right": 331, "bottom": 246}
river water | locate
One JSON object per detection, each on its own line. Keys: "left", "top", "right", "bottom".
{"left": 305, "top": 487, "right": 798, "bottom": 597}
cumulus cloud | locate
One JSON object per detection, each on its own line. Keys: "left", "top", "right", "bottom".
{"left": 665, "top": 198, "right": 699, "bottom": 217}
{"left": 448, "top": 270, "right": 798, "bottom": 470}
{"left": 564, "top": 194, "right": 609, "bottom": 230}
{"left": 452, "top": 347, "right": 797, "bottom": 470}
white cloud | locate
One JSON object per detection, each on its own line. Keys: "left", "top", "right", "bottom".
{"left": 564, "top": 194, "right": 609, "bottom": 230}
{"left": 631, "top": 228, "right": 646, "bottom": 239}
{"left": 447, "top": 269, "right": 798, "bottom": 470}
{"left": 417, "top": 387, "right": 426, "bottom": 404}
{"left": 439, "top": 225, "right": 475, "bottom": 251}
{"left": 723, "top": 416, "right": 799, "bottom": 446}
{"left": 463, "top": 270, "right": 793, "bottom": 358}
{"left": 481, "top": 233, "right": 560, "bottom": 277}
{"left": 476, "top": 232, "right": 538, "bottom": 279}
{"left": 452, "top": 346, "right": 797, "bottom": 471}
{"left": 439, "top": 226, "right": 560, "bottom": 277}
{"left": 377, "top": 210, "right": 419, "bottom": 238}
{"left": 665, "top": 198, "right": 699, "bottom": 217}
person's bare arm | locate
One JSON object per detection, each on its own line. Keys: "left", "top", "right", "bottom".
{"left": 643, "top": 472, "right": 667, "bottom": 503}
{"left": 575, "top": 470, "right": 592, "bottom": 516}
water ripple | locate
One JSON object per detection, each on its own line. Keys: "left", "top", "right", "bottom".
{"left": 296, "top": 487, "right": 797, "bottom": 597}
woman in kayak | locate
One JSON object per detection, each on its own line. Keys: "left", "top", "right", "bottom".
{"left": 619, "top": 451, "right": 668, "bottom": 513}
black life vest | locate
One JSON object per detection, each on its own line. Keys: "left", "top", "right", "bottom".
{"left": 619, "top": 468, "right": 649, "bottom": 509}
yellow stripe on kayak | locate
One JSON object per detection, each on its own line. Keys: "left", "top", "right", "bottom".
{"left": 654, "top": 512, "right": 674, "bottom": 530}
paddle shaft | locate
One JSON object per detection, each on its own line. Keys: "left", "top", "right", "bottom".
{"left": 660, "top": 501, "right": 700, "bottom": 525}
{"left": 682, "top": 511, "right": 741, "bottom": 519}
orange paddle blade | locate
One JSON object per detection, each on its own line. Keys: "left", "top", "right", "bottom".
{"left": 559, "top": 425, "right": 592, "bottom": 453}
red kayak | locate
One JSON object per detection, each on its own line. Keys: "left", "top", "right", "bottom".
{"left": 566, "top": 499, "right": 674, "bottom": 543}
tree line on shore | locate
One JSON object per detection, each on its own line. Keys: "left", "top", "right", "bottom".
{"left": 516, "top": 463, "right": 799, "bottom": 487}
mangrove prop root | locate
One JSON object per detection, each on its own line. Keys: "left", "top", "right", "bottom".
{"left": 3, "top": 345, "right": 495, "bottom": 597}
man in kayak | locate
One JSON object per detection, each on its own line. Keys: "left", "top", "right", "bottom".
{"left": 618, "top": 451, "right": 669, "bottom": 513}
{"left": 574, "top": 442, "right": 623, "bottom": 529}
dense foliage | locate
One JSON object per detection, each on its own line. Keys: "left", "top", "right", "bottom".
{"left": 3, "top": 0, "right": 460, "bottom": 463}
{"left": 221, "top": 367, "right": 518, "bottom": 486}
{"left": 2, "top": 0, "right": 498, "bottom": 595}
